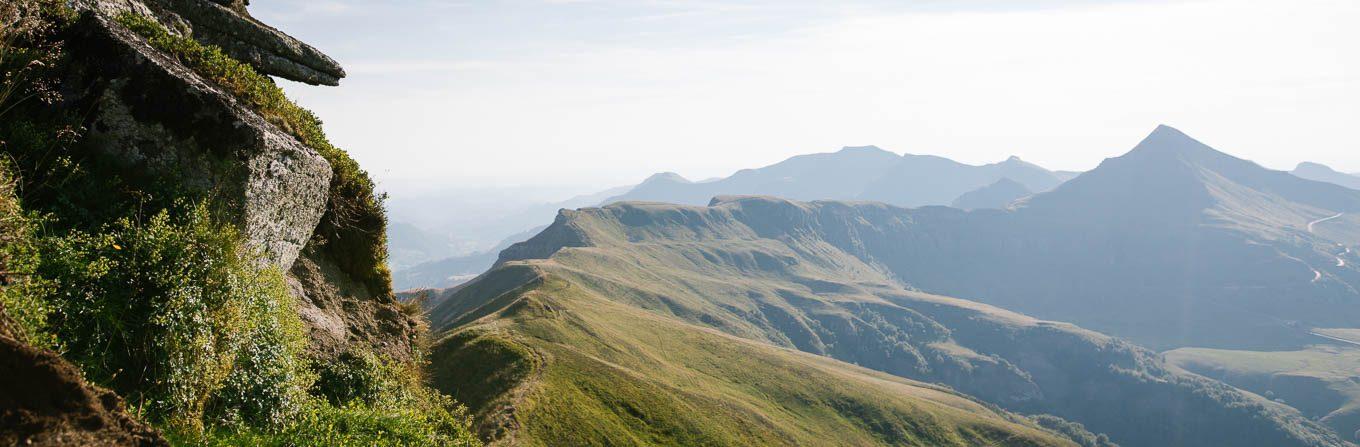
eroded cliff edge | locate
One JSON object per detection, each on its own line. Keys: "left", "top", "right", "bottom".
{"left": 2, "top": 0, "right": 441, "bottom": 443}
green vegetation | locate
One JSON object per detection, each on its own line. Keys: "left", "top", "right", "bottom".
{"left": 0, "top": 161, "right": 54, "bottom": 347}
{"left": 1029, "top": 415, "right": 1117, "bottom": 447}
{"left": 34, "top": 203, "right": 310, "bottom": 429}
{"left": 116, "top": 12, "right": 392, "bottom": 296}
{"left": 1, "top": 4, "right": 478, "bottom": 445}
{"left": 174, "top": 401, "right": 479, "bottom": 447}
{"left": 431, "top": 271, "right": 1079, "bottom": 446}
{"left": 1167, "top": 345, "right": 1360, "bottom": 441}
{"left": 1, "top": 0, "right": 76, "bottom": 349}
{"left": 431, "top": 200, "right": 1347, "bottom": 447}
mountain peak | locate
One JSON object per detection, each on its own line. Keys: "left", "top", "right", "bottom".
{"left": 640, "top": 172, "right": 691, "bottom": 185}
{"left": 1125, "top": 124, "right": 1218, "bottom": 161}
{"left": 837, "top": 145, "right": 895, "bottom": 156}
{"left": 997, "top": 155, "right": 1036, "bottom": 168}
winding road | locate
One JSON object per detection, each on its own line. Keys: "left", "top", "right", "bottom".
{"left": 1311, "top": 331, "right": 1360, "bottom": 348}
{"left": 1303, "top": 213, "right": 1346, "bottom": 282}
{"left": 1308, "top": 212, "right": 1345, "bottom": 233}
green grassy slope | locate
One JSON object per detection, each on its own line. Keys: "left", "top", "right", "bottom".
{"left": 430, "top": 199, "right": 1348, "bottom": 447}
{"left": 1167, "top": 345, "right": 1360, "bottom": 442}
{"left": 430, "top": 268, "right": 1081, "bottom": 447}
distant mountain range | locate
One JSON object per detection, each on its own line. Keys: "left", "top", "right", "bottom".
{"left": 420, "top": 126, "right": 1360, "bottom": 445}
{"left": 606, "top": 146, "right": 1070, "bottom": 208}
{"left": 398, "top": 137, "right": 1360, "bottom": 297}
{"left": 393, "top": 147, "right": 1080, "bottom": 289}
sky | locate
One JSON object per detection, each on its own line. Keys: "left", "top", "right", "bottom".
{"left": 255, "top": 0, "right": 1360, "bottom": 198}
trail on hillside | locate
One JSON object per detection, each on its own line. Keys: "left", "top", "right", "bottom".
{"left": 1308, "top": 212, "right": 1345, "bottom": 233}
{"left": 1311, "top": 331, "right": 1360, "bottom": 348}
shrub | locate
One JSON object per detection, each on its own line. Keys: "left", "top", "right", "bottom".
{"left": 35, "top": 202, "right": 312, "bottom": 431}
{"left": 115, "top": 13, "right": 392, "bottom": 296}
{"left": 1, "top": 0, "right": 72, "bottom": 119}
{"left": 0, "top": 161, "right": 55, "bottom": 348}
{"left": 313, "top": 346, "right": 415, "bottom": 407}
{"left": 176, "top": 398, "right": 481, "bottom": 447}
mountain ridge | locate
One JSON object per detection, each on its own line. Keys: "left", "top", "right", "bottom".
{"left": 604, "top": 145, "right": 1070, "bottom": 208}
{"left": 1294, "top": 162, "right": 1360, "bottom": 191}
{"left": 432, "top": 193, "right": 1349, "bottom": 446}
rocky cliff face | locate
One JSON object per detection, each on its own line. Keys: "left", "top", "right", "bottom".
{"left": 64, "top": 8, "right": 331, "bottom": 269}
{"left": 57, "top": 0, "right": 415, "bottom": 361}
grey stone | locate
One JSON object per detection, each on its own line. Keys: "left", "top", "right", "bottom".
{"left": 78, "top": 0, "right": 346, "bottom": 85}
{"left": 67, "top": 12, "right": 331, "bottom": 268}
{"left": 150, "top": 0, "right": 346, "bottom": 86}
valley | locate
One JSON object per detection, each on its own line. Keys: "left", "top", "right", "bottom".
{"left": 4, "top": 0, "right": 1358, "bottom": 444}
{"left": 417, "top": 125, "right": 1360, "bottom": 446}
{"left": 425, "top": 192, "right": 1348, "bottom": 445}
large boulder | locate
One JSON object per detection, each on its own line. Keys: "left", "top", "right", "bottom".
{"left": 63, "top": 7, "right": 331, "bottom": 269}
{"left": 62, "top": 0, "right": 418, "bottom": 364}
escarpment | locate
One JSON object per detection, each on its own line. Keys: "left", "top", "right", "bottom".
{"left": 47, "top": 0, "right": 412, "bottom": 363}
{"left": 2, "top": 1, "right": 483, "bottom": 443}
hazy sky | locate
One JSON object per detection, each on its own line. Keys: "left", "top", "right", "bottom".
{"left": 256, "top": 0, "right": 1360, "bottom": 197}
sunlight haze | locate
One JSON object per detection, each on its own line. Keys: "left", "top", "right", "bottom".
{"left": 257, "top": 0, "right": 1360, "bottom": 195}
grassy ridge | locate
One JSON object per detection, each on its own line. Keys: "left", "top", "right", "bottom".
{"left": 431, "top": 271, "right": 1079, "bottom": 446}
{"left": 431, "top": 199, "right": 1349, "bottom": 447}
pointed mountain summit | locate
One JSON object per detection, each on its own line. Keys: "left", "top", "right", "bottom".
{"left": 863, "top": 125, "right": 1360, "bottom": 351}
{"left": 1024, "top": 125, "right": 1360, "bottom": 229}
{"left": 1123, "top": 124, "right": 1219, "bottom": 158}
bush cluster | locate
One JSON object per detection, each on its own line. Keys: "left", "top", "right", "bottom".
{"left": 180, "top": 398, "right": 480, "bottom": 447}
{"left": 0, "top": 161, "right": 55, "bottom": 348}
{"left": 35, "top": 203, "right": 313, "bottom": 430}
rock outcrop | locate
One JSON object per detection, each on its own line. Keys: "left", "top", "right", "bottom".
{"left": 64, "top": 10, "right": 331, "bottom": 268}
{"left": 76, "top": 0, "right": 346, "bottom": 85}
{"left": 61, "top": 0, "right": 413, "bottom": 361}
